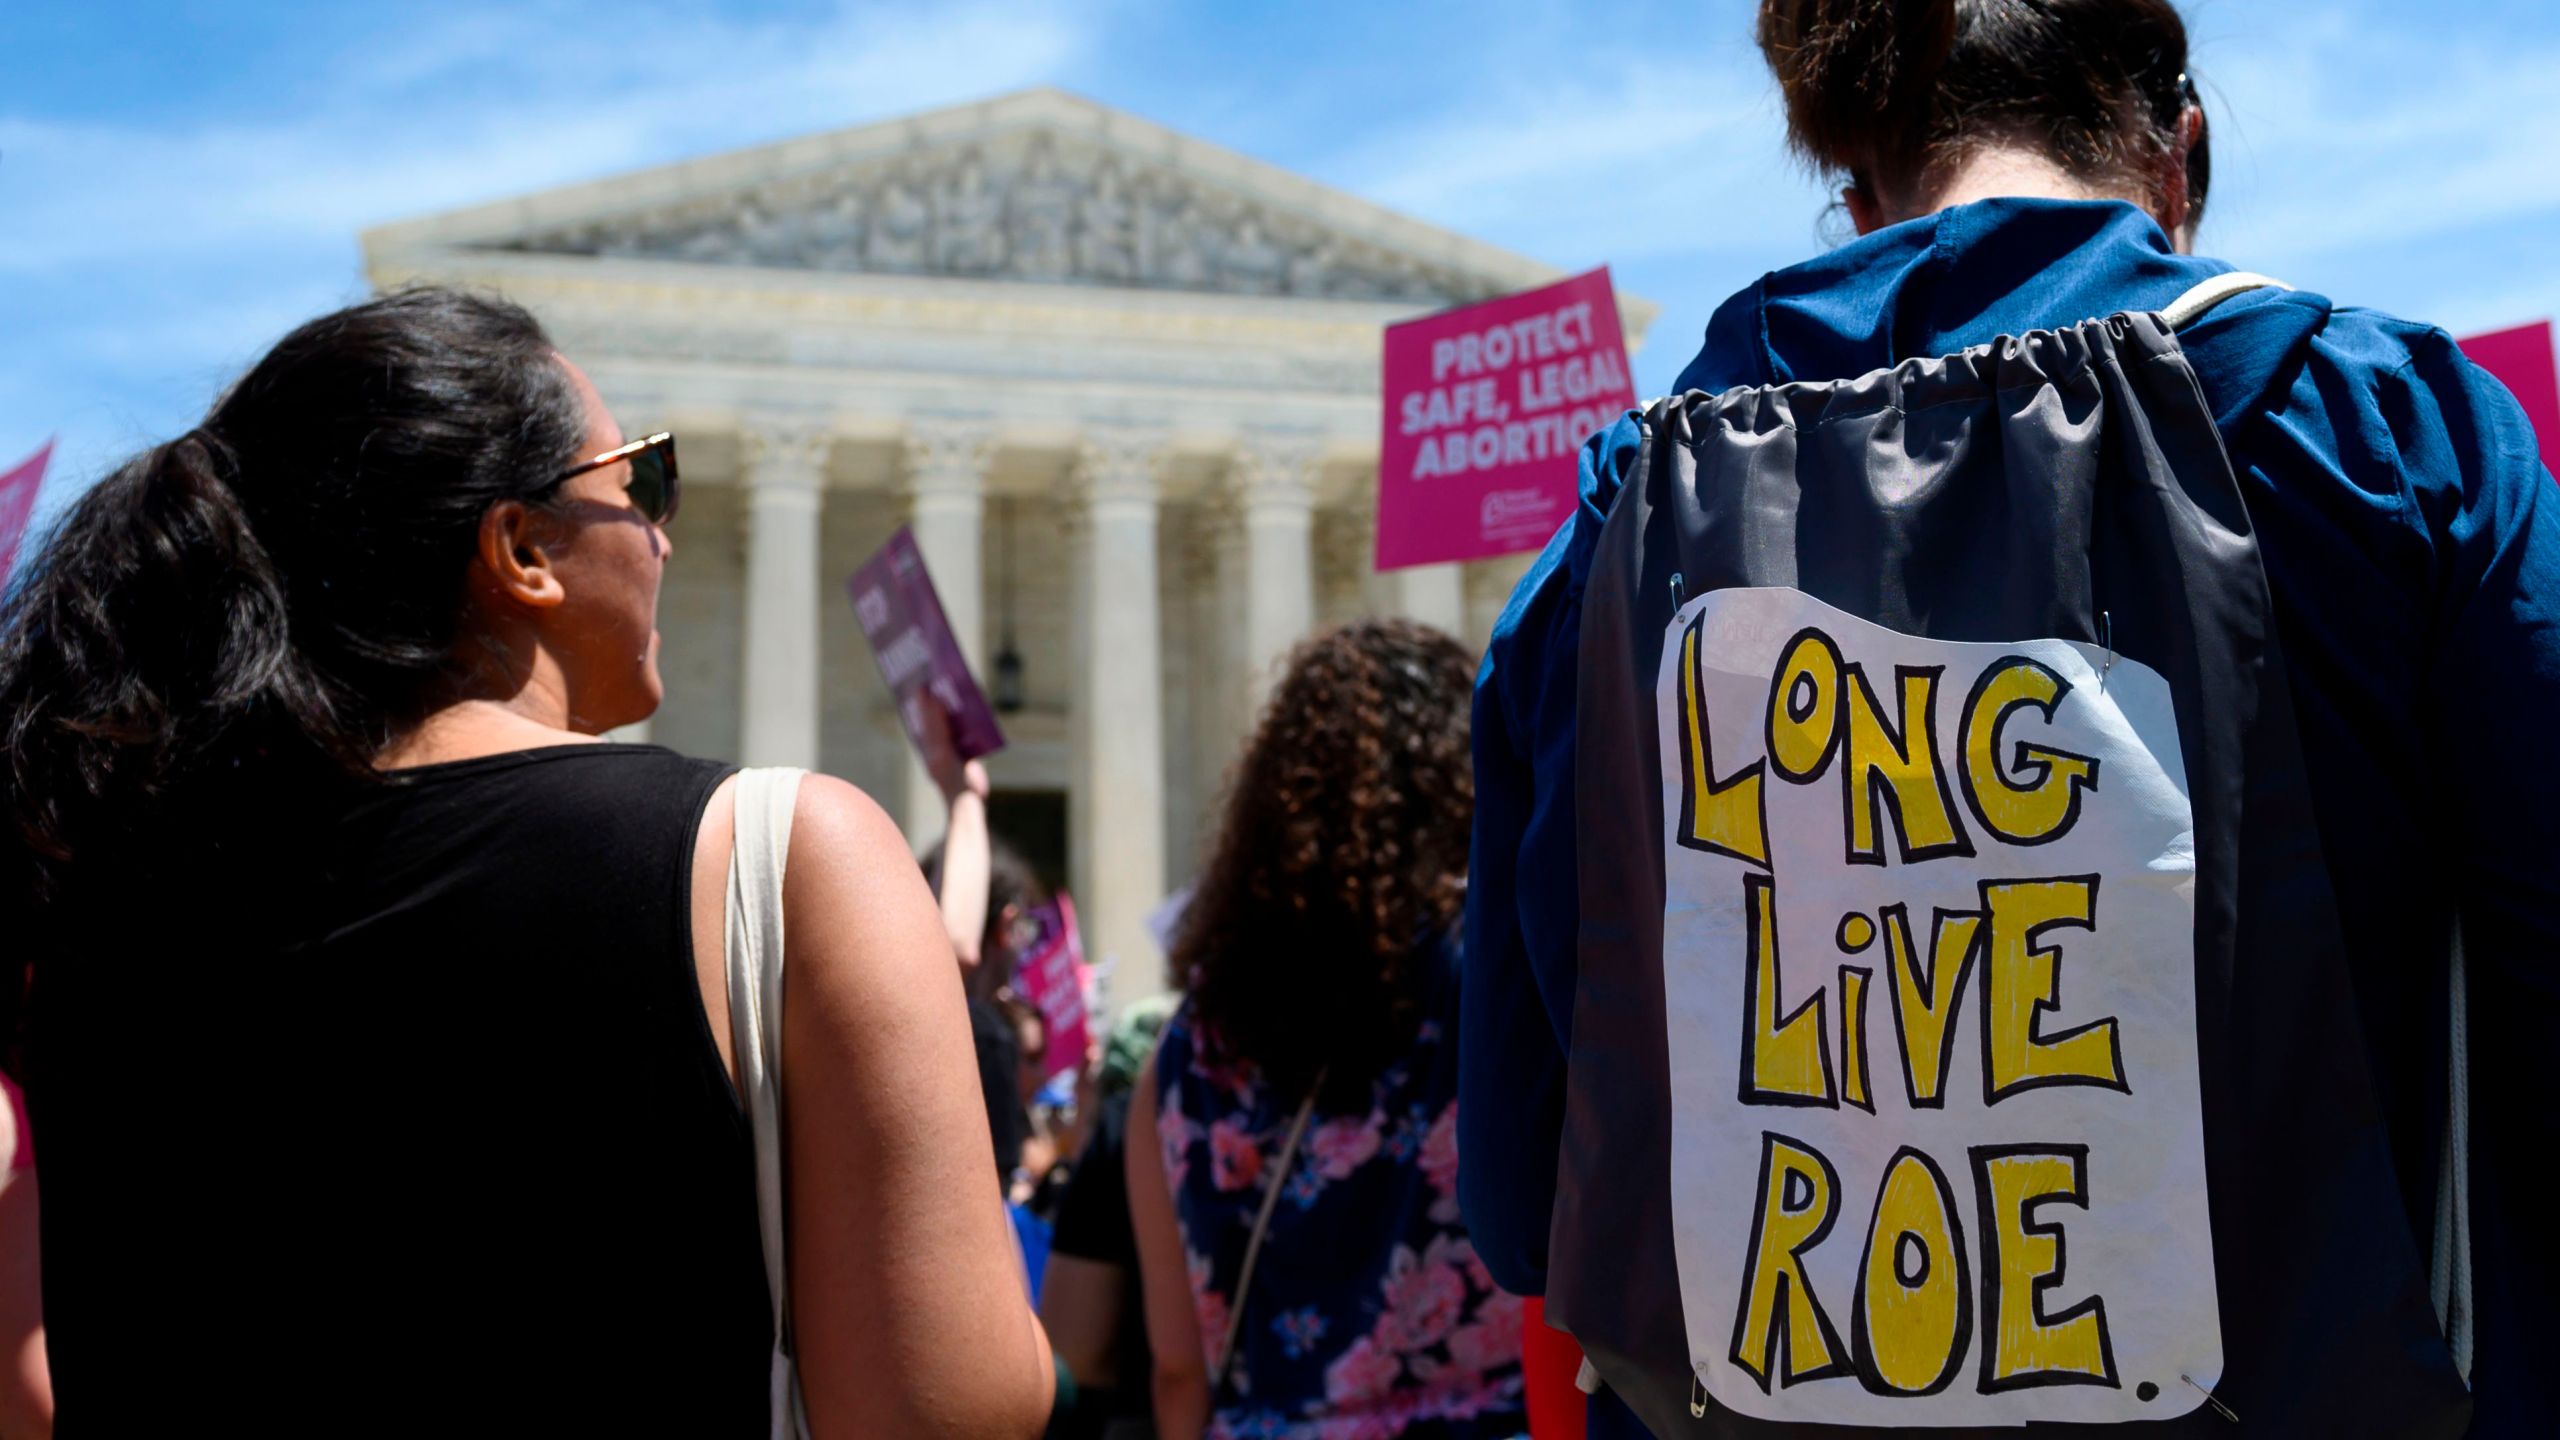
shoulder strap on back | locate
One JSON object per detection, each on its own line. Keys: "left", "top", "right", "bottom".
{"left": 2432, "top": 922, "right": 2475, "bottom": 1386}
{"left": 1212, "top": 1074, "right": 1326, "bottom": 1390}
{"left": 725, "top": 766, "right": 808, "bottom": 1438}
{"left": 2159, "top": 263, "right": 2477, "bottom": 1389}
{"left": 2161, "top": 271, "right": 2292, "bottom": 330}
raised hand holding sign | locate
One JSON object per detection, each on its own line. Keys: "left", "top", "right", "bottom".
{"left": 847, "top": 524, "right": 1006, "bottom": 769}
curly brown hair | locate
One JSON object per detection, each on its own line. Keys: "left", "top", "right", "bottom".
{"left": 1170, "top": 618, "right": 1476, "bottom": 1110}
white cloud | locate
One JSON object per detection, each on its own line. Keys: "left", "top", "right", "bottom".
{"left": 2204, "top": 29, "right": 2560, "bottom": 264}
{"left": 11, "top": 0, "right": 2560, "bottom": 519}
{"left": 1293, "top": 31, "right": 1831, "bottom": 391}
{"left": 1, "top": 2, "right": 1093, "bottom": 276}
{"left": 1308, "top": 0, "right": 2560, "bottom": 380}
{"left": 0, "top": 0, "right": 1098, "bottom": 506}
{"left": 2170, "top": 6, "right": 2560, "bottom": 340}
{"left": 1317, "top": 42, "right": 1824, "bottom": 271}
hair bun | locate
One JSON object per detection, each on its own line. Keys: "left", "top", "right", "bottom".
{"left": 1758, "top": 0, "right": 1960, "bottom": 175}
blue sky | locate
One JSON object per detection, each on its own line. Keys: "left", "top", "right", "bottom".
{"left": 8, "top": 0, "right": 2560, "bottom": 538}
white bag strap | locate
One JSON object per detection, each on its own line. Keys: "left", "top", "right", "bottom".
{"left": 2431, "top": 922, "right": 2475, "bottom": 1386}
{"left": 725, "top": 766, "right": 807, "bottom": 1439}
{"left": 2160, "top": 271, "right": 2291, "bottom": 330}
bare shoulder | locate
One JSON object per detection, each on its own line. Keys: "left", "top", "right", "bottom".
{"left": 783, "top": 774, "right": 928, "bottom": 917}
{"left": 780, "top": 773, "right": 952, "bottom": 993}
{"left": 785, "top": 772, "right": 906, "bottom": 870}
{"left": 685, "top": 769, "right": 918, "bottom": 1095}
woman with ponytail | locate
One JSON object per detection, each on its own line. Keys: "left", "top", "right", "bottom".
{"left": 0, "top": 290, "right": 1054, "bottom": 1436}
{"left": 1464, "top": 3, "right": 2560, "bottom": 1435}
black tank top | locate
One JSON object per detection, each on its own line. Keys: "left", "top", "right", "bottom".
{"left": 26, "top": 745, "right": 771, "bottom": 1433}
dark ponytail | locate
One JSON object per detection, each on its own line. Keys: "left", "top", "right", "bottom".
{"left": 1758, "top": 0, "right": 2205, "bottom": 225}
{"left": 1758, "top": 0, "right": 1961, "bottom": 178}
{"left": 0, "top": 288, "right": 588, "bottom": 922}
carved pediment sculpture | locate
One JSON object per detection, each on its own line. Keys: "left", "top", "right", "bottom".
{"left": 488, "top": 128, "right": 1495, "bottom": 306}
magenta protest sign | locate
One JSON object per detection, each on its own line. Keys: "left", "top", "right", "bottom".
{"left": 2457, "top": 320, "right": 2560, "bottom": 480}
{"left": 847, "top": 525, "right": 1006, "bottom": 764}
{"left": 0, "top": 441, "right": 52, "bottom": 579}
{"left": 1014, "top": 893, "right": 1091, "bottom": 1081}
{"left": 1376, "top": 267, "right": 1637, "bottom": 571}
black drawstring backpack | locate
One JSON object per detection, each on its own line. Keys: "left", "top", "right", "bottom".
{"left": 1553, "top": 275, "right": 2474, "bottom": 1436}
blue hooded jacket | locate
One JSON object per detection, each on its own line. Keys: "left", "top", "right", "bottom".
{"left": 1462, "top": 197, "right": 2560, "bottom": 1435}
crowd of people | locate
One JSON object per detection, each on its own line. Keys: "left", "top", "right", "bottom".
{"left": 1, "top": 1, "right": 2554, "bottom": 1436}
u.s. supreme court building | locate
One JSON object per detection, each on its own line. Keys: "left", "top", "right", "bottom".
{"left": 363, "top": 89, "right": 1655, "bottom": 1009}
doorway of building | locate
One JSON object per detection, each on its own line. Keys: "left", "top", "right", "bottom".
{"left": 985, "top": 787, "right": 1069, "bottom": 900}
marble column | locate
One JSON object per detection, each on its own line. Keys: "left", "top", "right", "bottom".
{"left": 1465, "top": 553, "right": 1538, "bottom": 657}
{"left": 739, "top": 420, "right": 831, "bottom": 770}
{"left": 1343, "top": 473, "right": 1468, "bottom": 641}
{"left": 900, "top": 417, "right": 993, "bottom": 841}
{"left": 1178, "top": 502, "right": 1241, "bottom": 868}
{"left": 1199, "top": 493, "right": 1252, "bottom": 801}
{"left": 1393, "top": 563, "right": 1469, "bottom": 640}
{"left": 1061, "top": 485, "right": 1097, "bottom": 922}
{"left": 1071, "top": 426, "right": 1170, "bottom": 1013}
{"left": 1234, "top": 430, "right": 1323, "bottom": 713}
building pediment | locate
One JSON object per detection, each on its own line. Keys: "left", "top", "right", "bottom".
{"left": 365, "top": 88, "right": 1562, "bottom": 308}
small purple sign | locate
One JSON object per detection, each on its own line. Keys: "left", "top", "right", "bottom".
{"left": 847, "top": 525, "right": 1006, "bottom": 763}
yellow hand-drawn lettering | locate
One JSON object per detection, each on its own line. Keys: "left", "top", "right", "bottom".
{"left": 1730, "top": 1132, "right": 1851, "bottom": 1391}
{"left": 1838, "top": 912, "right": 1877, "bottom": 953}
{"left": 1980, "top": 878, "right": 2126, "bottom": 1104}
{"left": 1972, "top": 1146, "right": 2118, "bottom": 1391}
{"left": 1766, "top": 628, "right": 1844, "bottom": 784}
{"left": 1677, "top": 616, "right": 1769, "bottom": 867}
{"left": 1853, "top": 1148, "right": 1971, "bottom": 1396}
{"left": 1839, "top": 965, "right": 1873, "bottom": 1114}
{"left": 1958, "top": 658, "right": 2100, "bottom": 845}
{"left": 1743, "top": 874, "right": 1835, "bottom": 1106}
{"left": 1842, "top": 664, "right": 1972, "bottom": 865}
{"left": 1882, "top": 903, "right": 1981, "bottom": 1109}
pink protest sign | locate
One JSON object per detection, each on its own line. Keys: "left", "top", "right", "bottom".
{"left": 1014, "top": 893, "right": 1091, "bottom": 1081}
{"left": 0, "top": 440, "right": 52, "bottom": 579}
{"left": 848, "top": 525, "right": 1006, "bottom": 764}
{"left": 1377, "top": 267, "right": 1637, "bottom": 571}
{"left": 2457, "top": 320, "right": 2560, "bottom": 480}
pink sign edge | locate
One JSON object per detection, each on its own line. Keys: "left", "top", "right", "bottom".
{"left": 2455, "top": 319, "right": 2560, "bottom": 479}
{"left": 0, "top": 438, "right": 58, "bottom": 578}
{"left": 1026, "top": 892, "right": 1091, "bottom": 1080}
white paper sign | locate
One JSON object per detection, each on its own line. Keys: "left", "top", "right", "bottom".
{"left": 1658, "top": 588, "right": 2219, "bottom": 1426}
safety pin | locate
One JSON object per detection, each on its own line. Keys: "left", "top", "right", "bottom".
{"left": 2182, "top": 1373, "right": 2239, "bottom": 1423}
{"left": 2099, "top": 611, "right": 2117, "bottom": 690}
{"left": 1670, "top": 572, "right": 1686, "bottom": 610}
{"left": 1689, "top": 1371, "right": 1708, "bottom": 1419}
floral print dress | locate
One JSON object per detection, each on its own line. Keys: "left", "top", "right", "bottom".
{"left": 1154, "top": 940, "right": 1525, "bottom": 1440}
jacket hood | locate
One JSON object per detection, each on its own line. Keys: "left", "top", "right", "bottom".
{"left": 1672, "top": 197, "right": 2333, "bottom": 432}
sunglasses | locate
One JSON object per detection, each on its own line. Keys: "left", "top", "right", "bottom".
{"left": 557, "top": 431, "right": 680, "bottom": 525}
